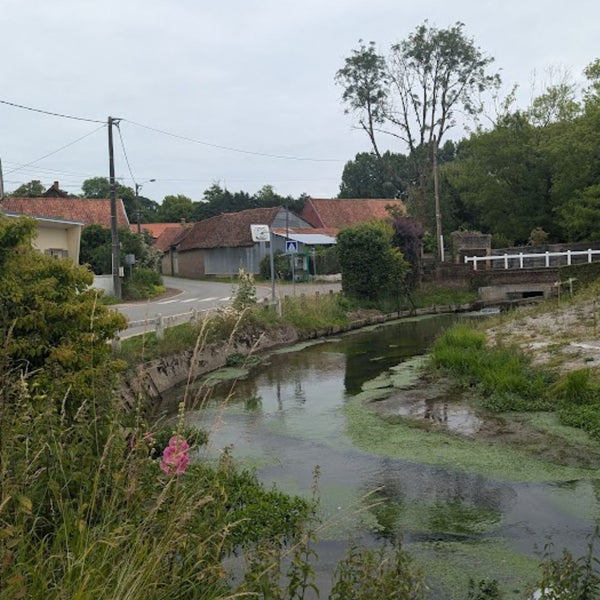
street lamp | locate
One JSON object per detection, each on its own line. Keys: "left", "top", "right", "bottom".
{"left": 134, "top": 178, "right": 156, "bottom": 234}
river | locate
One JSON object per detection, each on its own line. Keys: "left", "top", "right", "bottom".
{"left": 167, "top": 315, "right": 600, "bottom": 599}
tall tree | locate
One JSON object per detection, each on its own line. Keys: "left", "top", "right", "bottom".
{"left": 335, "top": 40, "right": 388, "bottom": 158}
{"left": 9, "top": 180, "right": 45, "bottom": 197}
{"left": 157, "top": 194, "right": 194, "bottom": 222}
{"left": 337, "top": 22, "right": 500, "bottom": 223}
{"left": 81, "top": 176, "right": 137, "bottom": 221}
{"left": 338, "top": 151, "right": 410, "bottom": 199}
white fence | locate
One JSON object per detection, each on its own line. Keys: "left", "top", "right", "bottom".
{"left": 464, "top": 249, "right": 600, "bottom": 271}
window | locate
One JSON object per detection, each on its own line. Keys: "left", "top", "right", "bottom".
{"left": 45, "top": 248, "right": 69, "bottom": 258}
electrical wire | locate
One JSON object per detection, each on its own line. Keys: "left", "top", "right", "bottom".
{"left": 115, "top": 122, "right": 137, "bottom": 188}
{"left": 0, "top": 98, "right": 105, "bottom": 124}
{"left": 122, "top": 118, "right": 342, "bottom": 162}
{"left": 5, "top": 124, "right": 107, "bottom": 175}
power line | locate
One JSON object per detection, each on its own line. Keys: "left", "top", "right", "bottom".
{"left": 122, "top": 119, "right": 342, "bottom": 163}
{"left": 5, "top": 124, "right": 107, "bottom": 175}
{"left": 0, "top": 98, "right": 105, "bottom": 124}
{"left": 115, "top": 122, "right": 137, "bottom": 188}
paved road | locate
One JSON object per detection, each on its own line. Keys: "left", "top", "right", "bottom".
{"left": 113, "top": 276, "right": 341, "bottom": 338}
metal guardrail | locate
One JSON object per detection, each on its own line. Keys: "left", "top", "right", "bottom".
{"left": 464, "top": 249, "right": 600, "bottom": 271}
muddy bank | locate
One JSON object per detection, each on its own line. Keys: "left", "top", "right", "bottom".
{"left": 120, "top": 302, "right": 476, "bottom": 414}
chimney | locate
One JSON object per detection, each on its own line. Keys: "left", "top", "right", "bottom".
{"left": 53, "top": 181, "right": 60, "bottom": 191}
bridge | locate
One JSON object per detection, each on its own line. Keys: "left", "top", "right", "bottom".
{"left": 429, "top": 246, "right": 600, "bottom": 304}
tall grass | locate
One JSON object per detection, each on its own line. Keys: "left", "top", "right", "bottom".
{"left": 430, "top": 325, "right": 554, "bottom": 411}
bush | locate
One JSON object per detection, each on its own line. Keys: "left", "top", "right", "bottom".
{"left": 122, "top": 268, "right": 164, "bottom": 300}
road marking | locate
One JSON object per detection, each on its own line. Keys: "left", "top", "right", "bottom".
{"left": 181, "top": 297, "right": 200, "bottom": 303}
{"left": 199, "top": 297, "right": 218, "bottom": 302}
{"left": 157, "top": 299, "right": 180, "bottom": 305}
{"left": 219, "top": 296, "right": 231, "bottom": 301}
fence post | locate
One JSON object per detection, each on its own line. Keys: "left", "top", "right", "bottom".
{"left": 111, "top": 335, "right": 121, "bottom": 353}
{"left": 545, "top": 251, "right": 550, "bottom": 267}
{"left": 315, "top": 291, "right": 320, "bottom": 303}
{"left": 504, "top": 254, "right": 508, "bottom": 270}
{"left": 519, "top": 253, "right": 524, "bottom": 269}
{"left": 589, "top": 249, "right": 593, "bottom": 263}
{"left": 155, "top": 314, "right": 164, "bottom": 340}
{"left": 190, "top": 308, "right": 198, "bottom": 325}
{"left": 567, "top": 250, "right": 572, "bottom": 266}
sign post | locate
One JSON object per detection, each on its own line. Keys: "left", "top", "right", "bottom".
{"left": 251, "top": 224, "right": 275, "bottom": 302}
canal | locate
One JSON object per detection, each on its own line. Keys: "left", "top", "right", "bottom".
{"left": 167, "top": 315, "right": 600, "bottom": 598}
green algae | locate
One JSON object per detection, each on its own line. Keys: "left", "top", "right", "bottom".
{"left": 411, "top": 539, "right": 540, "bottom": 600}
{"left": 202, "top": 367, "right": 249, "bottom": 385}
{"left": 361, "top": 355, "right": 427, "bottom": 392}
{"left": 344, "top": 395, "right": 597, "bottom": 482}
{"left": 366, "top": 495, "right": 502, "bottom": 539}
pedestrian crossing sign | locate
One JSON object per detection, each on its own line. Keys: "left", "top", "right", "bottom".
{"left": 285, "top": 240, "right": 298, "bottom": 253}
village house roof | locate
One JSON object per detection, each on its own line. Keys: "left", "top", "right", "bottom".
{"left": 178, "top": 207, "right": 280, "bottom": 251}
{"left": 0, "top": 197, "right": 129, "bottom": 228}
{"left": 301, "top": 198, "right": 406, "bottom": 230}
{"left": 129, "top": 222, "right": 187, "bottom": 239}
{"left": 153, "top": 226, "right": 191, "bottom": 252}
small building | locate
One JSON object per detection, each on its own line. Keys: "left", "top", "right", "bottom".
{"left": 301, "top": 198, "right": 406, "bottom": 230}
{"left": 3, "top": 211, "right": 83, "bottom": 263}
{"left": 450, "top": 231, "right": 492, "bottom": 264}
{"left": 176, "top": 207, "right": 312, "bottom": 277}
{"left": 0, "top": 196, "right": 129, "bottom": 229}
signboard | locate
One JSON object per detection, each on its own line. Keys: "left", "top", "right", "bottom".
{"left": 250, "top": 224, "right": 270, "bottom": 242}
{"left": 286, "top": 240, "right": 298, "bottom": 254}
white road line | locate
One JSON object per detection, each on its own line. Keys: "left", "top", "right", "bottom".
{"left": 219, "top": 296, "right": 231, "bottom": 301}
{"left": 181, "top": 297, "right": 200, "bottom": 303}
{"left": 157, "top": 299, "right": 180, "bottom": 305}
{"left": 199, "top": 297, "right": 218, "bottom": 302}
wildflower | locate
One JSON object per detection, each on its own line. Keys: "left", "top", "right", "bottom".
{"left": 160, "top": 435, "right": 190, "bottom": 475}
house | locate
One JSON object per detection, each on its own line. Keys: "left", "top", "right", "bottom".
{"left": 176, "top": 207, "right": 312, "bottom": 277}
{"left": 3, "top": 211, "right": 83, "bottom": 263}
{"left": 154, "top": 226, "right": 192, "bottom": 275}
{"left": 301, "top": 198, "right": 406, "bottom": 231}
{"left": 129, "top": 222, "right": 187, "bottom": 240}
{"left": 0, "top": 196, "right": 129, "bottom": 229}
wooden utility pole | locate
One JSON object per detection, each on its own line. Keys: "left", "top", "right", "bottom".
{"left": 108, "top": 116, "right": 121, "bottom": 299}
{"left": 433, "top": 136, "right": 444, "bottom": 262}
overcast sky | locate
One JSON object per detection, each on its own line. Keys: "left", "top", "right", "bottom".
{"left": 1, "top": 0, "right": 598, "bottom": 204}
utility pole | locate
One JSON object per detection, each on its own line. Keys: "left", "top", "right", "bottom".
{"left": 134, "top": 179, "right": 155, "bottom": 234}
{"left": 433, "top": 136, "right": 444, "bottom": 262}
{"left": 108, "top": 116, "right": 121, "bottom": 299}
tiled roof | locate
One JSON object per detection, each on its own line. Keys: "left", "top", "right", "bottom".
{"left": 0, "top": 197, "right": 129, "bottom": 228}
{"left": 301, "top": 198, "right": 406, "bottom": 229}
{"left": 153, "top": 226, "right": 191, "bottom": 252}
{"left": 178, "top": 207, "right": 280, "bottom": 251}
{"left": 129, "top": 222, "right": 187, "bottom": 238}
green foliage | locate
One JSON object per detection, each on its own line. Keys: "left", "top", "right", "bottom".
{"left": 533, "top": 533, "right": 600, "bottom": 599}
{"left": 281, "top": 293, "right": 348, "bottom": 332}
{"left": 337, "top": 221, "right": 407, "bottom": 302}
{"left": 339, "top": 151, "right": 410, "bottom": 199}
{"left": 9, "top": 179, "right": 46, "bottom": 197}
{"left": 232, "top": 268, "right": 257, "bottom": 310}
{"left": 431, "top": 325, "right": 554, "bottom": 411}
{"left": 122, "top": 267, "right": 164, "bottom": 300}
{"left": 314, "top": 245, "right": 340, "bottom": 275}
{"left": 329, "top": 541, "right": 426, "bottom": 599}
{"left": 0, "top": 215, "right": 127, "bottom": 417}
{"left": 466, "top": 578, "right": 502, "bottom": 600}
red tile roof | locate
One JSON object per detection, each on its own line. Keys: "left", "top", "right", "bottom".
{"left": 178, "top": 207, "right": 280, "bottom": 251}
{"left": 129, "top": 222, "right": 187, "bottom": 239}
{"left": 1, "top": 197, "right": 129, "bottom": 228}
{"left": 153, "top": 226, "right": 192, "bottom": 252}
{"left": 301, "top": 198, "right": 406, "bottom": 229}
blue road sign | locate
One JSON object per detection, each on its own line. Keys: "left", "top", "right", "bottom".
{"left": 286, "top": 240, "right": 298, "bottom": 253}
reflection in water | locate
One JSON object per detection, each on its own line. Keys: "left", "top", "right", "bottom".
{"left": 174, "top": 315, "right": 599, "bottom": 596}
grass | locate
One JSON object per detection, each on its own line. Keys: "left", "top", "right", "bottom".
{"left": 400, "top": 282, "right": 478, "bottom": 310}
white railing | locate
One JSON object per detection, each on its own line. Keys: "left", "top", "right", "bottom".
{"left": 464, "top": 249, "right": 600, "bottom": 271}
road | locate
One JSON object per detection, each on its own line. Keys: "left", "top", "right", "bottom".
{"left": 113, "top": 276, "right": 341, "bottom": 338}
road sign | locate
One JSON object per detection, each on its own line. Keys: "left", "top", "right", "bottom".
{"left": 250, "top": 224, "right": 270, "bottom": 242}
{"left": 286, "top": 240, "right": 298, "bottom": 253}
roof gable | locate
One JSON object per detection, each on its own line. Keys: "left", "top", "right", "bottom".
{"left": 154, "top": 226, "right": 191, "bottom": 252}
{"left": 302, "top": 198, "right": 405, "bottom": 229}
{"left": 178, "top": 207, "right": 281, "bottom": 251}
{"left": 0, "top": 197, "right": 129, "bottom": 228}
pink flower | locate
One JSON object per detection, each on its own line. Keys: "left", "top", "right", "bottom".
{"left": 159, "top": 435, "right": 190, "bottom": 475}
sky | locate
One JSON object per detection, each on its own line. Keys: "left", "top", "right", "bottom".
{"left": 1, "top": 0, "right": 599, "bottom": 205}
